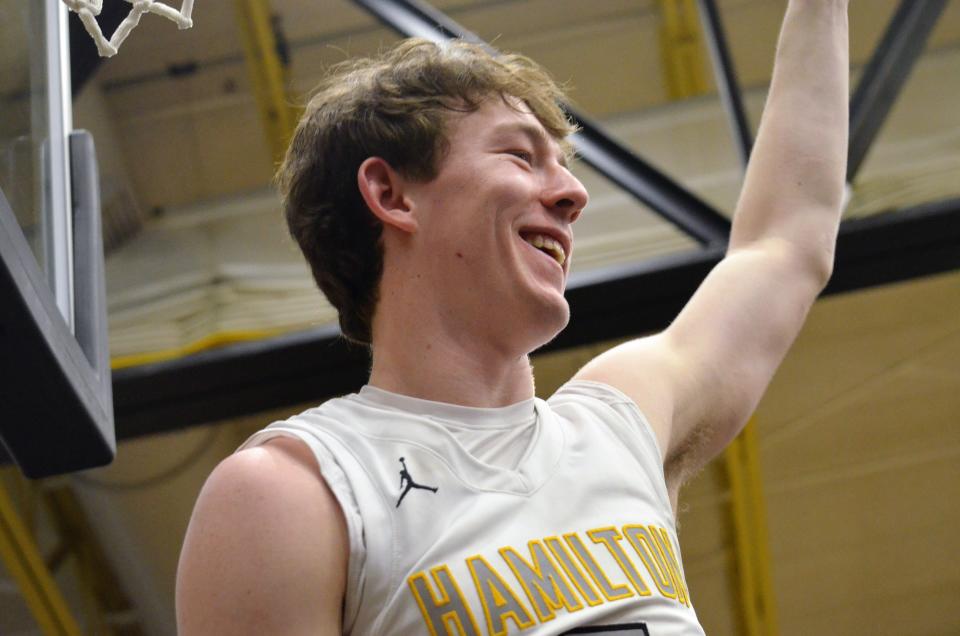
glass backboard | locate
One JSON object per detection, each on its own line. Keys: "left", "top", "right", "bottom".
{"left": 0, "top": 0, "right": 74, "bottom": 324}
{"left": 0, "top": 0, "right": 115, "bottom": 477}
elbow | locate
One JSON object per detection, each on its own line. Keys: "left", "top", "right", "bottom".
{"left": 806, "top": 247, "right": 834, "bottom": 291}
{"left": 784, "top": 248, "right": 833, "bottom": 298}
{"left": 809, "top": 239, "right": 836, "bottom": 290}
{"left": 749, "top": 235, "right": 836, "bottom": 291}
{"left": 781, "top": 230, "right": 837, "bottom": 291}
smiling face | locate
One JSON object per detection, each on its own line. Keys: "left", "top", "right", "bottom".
{"left": 401, "top": 96, "right": 589, "bottom": 354}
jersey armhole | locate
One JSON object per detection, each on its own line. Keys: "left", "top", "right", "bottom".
{"left": 239, "top": 427, "right": 366, "bottom": 634}
{"left": 551, "top": 380, "right": 665, "bottom": 457}
{"left": 549, "top": 379, "right": 672, "bottom": 513}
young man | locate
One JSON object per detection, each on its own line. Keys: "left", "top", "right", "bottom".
{"left": 177, "top": 1, "right": 849, "bottom": 634}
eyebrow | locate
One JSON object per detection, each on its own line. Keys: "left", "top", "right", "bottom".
{"left": 491, "top": 122, "right": 569, "bottom": 169}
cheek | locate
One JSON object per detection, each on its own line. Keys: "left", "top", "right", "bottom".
{"left": 421, "top": 168, "right": 530, "bottom": 261}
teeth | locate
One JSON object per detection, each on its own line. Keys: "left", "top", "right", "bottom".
{"left": 522, "top": 233, "right": 566, "bottom": 266}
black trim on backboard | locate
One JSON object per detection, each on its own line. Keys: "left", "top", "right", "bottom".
{"left": 0, "top": 153, "right": 115, "bottom": 477}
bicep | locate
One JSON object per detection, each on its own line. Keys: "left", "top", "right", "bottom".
{"left": 664, "top": 240, "right": 822, "bottom": 458}
{"left": 176, "top": 438, "right": 348, "bottom": 636}
{"left": 576, "top": 240, "right": 823, "bottom": 483}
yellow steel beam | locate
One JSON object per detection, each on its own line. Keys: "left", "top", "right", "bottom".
{"left": 234, "top": 0, "right": 299, "bottom": 163}
{"left": 0, "top": 482, "right": 82, "bottom": 636}
{"left": 724, "top": 419, "right": 779, "bottom": 636}
{"left": 658, "top": 0, "right": 710, "bottom": 99}
{"left": 44, "top": 484, "right": 144, "bottom": 636}
{"left": 741, "top": 420, "right": 779, "bottom": 634}
{"left": 725, "top": 432, "right": 762, "bottom": 636}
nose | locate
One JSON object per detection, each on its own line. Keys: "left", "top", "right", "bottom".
{"left": 542, "top": 166, "right": 589, "bottom": 223}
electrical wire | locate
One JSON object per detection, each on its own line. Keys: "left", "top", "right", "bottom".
{"left": 71, "top": 425, "right": 220, "bottom": 492}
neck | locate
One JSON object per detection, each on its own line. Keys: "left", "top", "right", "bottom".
{"left": 368, "top": 331, "right": 535, "bottom": 408}
{"left": 368, "top": 288, "right": 536, "bottom": 409}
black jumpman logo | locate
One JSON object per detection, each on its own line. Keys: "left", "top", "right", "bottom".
{"left": 396, "top": 457, "right": 438, "bottom": 508}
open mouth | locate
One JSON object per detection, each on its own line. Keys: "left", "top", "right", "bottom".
{"left": 520, "top": 231, "right": 566, "bottom": 266}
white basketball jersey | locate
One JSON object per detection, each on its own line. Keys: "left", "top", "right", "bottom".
{"left": 240, "top": 380, "right": 706, "bottom": 635}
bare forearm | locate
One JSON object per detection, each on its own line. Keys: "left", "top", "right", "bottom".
{"left": 730, "top": 0, "right": 849, "bottom": 275}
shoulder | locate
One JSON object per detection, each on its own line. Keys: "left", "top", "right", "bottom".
{"left": 207, "top": 436, "right": 345, "bottom": 522}
{"left": 570, "top": 336, "right": 677, "bottom": 457}
{"left": 195, "top": 436, "right": 343, "bottom": 528}
{"left": 176, "top": 437, "right": 348, "bottom": 635}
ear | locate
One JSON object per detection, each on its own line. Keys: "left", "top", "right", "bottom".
{"left": 357, "top": 157, "right": 418, "bottom": 234}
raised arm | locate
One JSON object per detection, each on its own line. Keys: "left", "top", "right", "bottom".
{"left": 176, "top": 437, "right": 348, "bottom": 635}
{"left": 574, "top": 0, "right": 849, "bottom": 505}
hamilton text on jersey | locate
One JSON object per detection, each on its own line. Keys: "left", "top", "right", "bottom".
{"left": 407, "top": 522, "right": 691, "bottom": 635}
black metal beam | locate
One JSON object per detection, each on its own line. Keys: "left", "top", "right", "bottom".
{"left": 696, "top": 0, "right": 752, "bottom": 168}
{"left": 567, "top": 121, "right": 731, "bottom": 246}
{"left": 111, "top": 197, "right": 960, "bottom": 439}
{"left": 826, "top": 198, "right": 960, "bottom": 295}
{"left": 848, "top": 0, "right": 948, "bottom": 181}
{"left": 354, "top": 0, "right": 486, "bottom": 45}
{"left": 353, "top": 0, "right": 731, "bottom": 246}
{"left": 95, "top": 0, "right": 960, "bottom": 442}
{"left": 111, "top": 325, "right": 371, "bottom": 440}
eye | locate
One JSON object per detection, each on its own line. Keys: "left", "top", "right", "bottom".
{"left": 506, "top": 149, "right": 533, "bottom": 164}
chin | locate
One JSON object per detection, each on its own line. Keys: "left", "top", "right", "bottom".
{"left": 524, "top": 296, "right": 571, "bottom": 352}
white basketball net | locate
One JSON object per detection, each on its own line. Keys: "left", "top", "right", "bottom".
{"left": 62, "top": 1, "right": 195, "bottom": 58}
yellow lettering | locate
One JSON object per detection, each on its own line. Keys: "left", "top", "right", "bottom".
{"left": 563, "top": 532, "right": 634, "bottom": 602}
{"left": 500, "top": 541, "right": 584, "bottom": 622}
{"left": 623, "top": 524, "right": 677, "bottom": 599}
{"left": 466, "top": 555, "right": 535, "bottom": 636}
{"left": 655, "top": 527, "right": 691, "bottom": 606}
{"left": 587, "top": 527, "right": 652, "bottom": 597}
{"left": 544, "top": 536, "right": 604, "bottom": 607}
{"left": 408, "top": 565, "right": 482, "bottom": 636}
